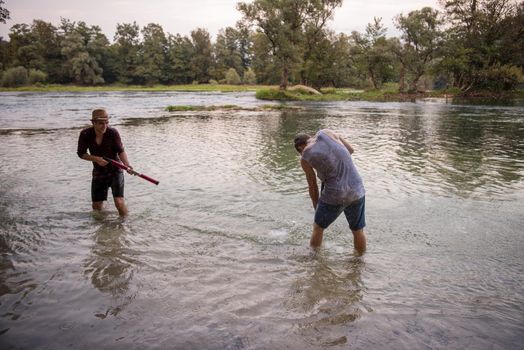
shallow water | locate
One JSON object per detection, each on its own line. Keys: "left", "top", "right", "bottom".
{"left": 0, "top": 91, "right": 523, "bottom": 349}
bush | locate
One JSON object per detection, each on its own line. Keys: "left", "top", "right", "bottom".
{"left": 320, "top": 87, "right": 336, "bottom": 94}
{"left": 256, "top": 88, "right": 301, "bottom": 101}
{"left": 28, "top": 69, "right": 47, "bottom": 84}
{"left": 209, "top": 79, "right": 218, "bottom": 85}
{"left": 225, "top": 68, "right": 241, "bottom": 85}
{"left": 1, "top": 66, "right": 29, "bottom": 87}
{"left": 474, "top": 64, "right": 523, "bottom": 92}
{"left": 381, "top": 82, "right": 399, "bottom": 93}
{"left": 242, "top": 68, "right": 257, "bottom": 85}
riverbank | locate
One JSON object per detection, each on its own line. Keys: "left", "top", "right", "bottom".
{"left": 2, "top": 83, "right": 523, "bottom": 102}
{"left": 0, "top": 83, "right": 275, "bottom": 93}
{"left": 256, "top": 86, "right": 524, "bottom": 102}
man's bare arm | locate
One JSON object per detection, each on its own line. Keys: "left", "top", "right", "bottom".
{"left": 338, "top": 136, "right": 354, "bottom": 154}
{"left": 118, "top": 151, "right": 132, "bottom": 168}
{"left": 301, "top": 158, "right": 319, "bottom": 209}
{"left": 81, "top": 153, "right": 107, "bottom": 166}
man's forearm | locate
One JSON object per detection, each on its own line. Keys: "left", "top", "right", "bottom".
{"left": 81, "top": 153, "right": 103, "bottom": 163}
{"left": 340, "top": 137, "right": 354, "bottom": 154}
{"left": 309, "top": 185, "right": 319, "bottom": 209}
{"left": 119, "top": 151, "right": 131, "bottom": 167}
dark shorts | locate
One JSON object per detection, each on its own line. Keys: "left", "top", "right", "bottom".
{"left": 91, "top": 172, "right": 124, "bottom": 202}
{"left": 314, "top": 196, "right": 366, "bottom": 231}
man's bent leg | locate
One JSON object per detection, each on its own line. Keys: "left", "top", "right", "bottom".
{"left": 114, "top": 197, "right": 128, "bottom": 217}
{"left": 351, "top": 228, "right": 366, "bottom": 255}
{"left": 344, "top": 197, "right": 366, "bottom": 255}
{"left": 312, "top": 201, "right": 344, "bottom": 248}
{"left": 310, "top": 223, "right": 324, "bottom": 248}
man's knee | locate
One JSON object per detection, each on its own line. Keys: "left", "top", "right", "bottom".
{"left": 351, "top": 228, "right": 364, "bottom": 236}
{"left": 114, "top": 197, "right": 128, "bottom": 216}
{"left": 113, "top": 197, "right": 126, "bottom": 208}
{"left": 310, "top": 223, "right": 325, "bottom": 248}
{"left": 351, "top": 228, "right": 366, "bottom": 254}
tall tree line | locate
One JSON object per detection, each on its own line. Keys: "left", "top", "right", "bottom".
{"left": 0, "top": 0, "right": 522, "bottom": 92}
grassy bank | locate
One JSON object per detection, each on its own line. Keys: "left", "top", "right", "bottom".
{"left": 255, "top": 85, "right": 455, "bottom": 102}
{"left": 2, "top": 83, "right": 522, "bottom": 102}
{"left": 256, "top": 85, "right": 524, "bottom": 102}
{"left": 0, "top": 83, "right": 276, "bottom": 93}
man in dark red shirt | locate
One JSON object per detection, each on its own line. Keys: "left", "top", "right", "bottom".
{"left": 77, "top": 108, "right": 132, "bottom": 216}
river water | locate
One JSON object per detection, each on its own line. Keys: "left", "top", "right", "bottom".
{"left": 0, "top": 91, "right": 523, "bottom": 349}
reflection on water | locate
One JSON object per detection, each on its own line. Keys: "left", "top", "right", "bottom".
{"left": 433, "top": 109, "right": 524, "bottom": 194}
{"left": 83, "top": 218, "right": 138, "bottom": 319}
{"left": 286, "top": 255, "right": 365, "bottom": 347}
{"left": 0, "top": 186, "right": 42, "bottom": 318}
{"left": 0, "top": 92, "right": 523, "bottom": 348}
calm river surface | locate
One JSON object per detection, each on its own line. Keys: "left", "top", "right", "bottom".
{"left": 0, "top": 91, "right": 523, "bottom": 349}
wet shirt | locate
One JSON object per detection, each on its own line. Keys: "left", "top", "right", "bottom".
{"left": 77, "top": 127, "right": 124, "bottom": 178}
{"left": 302, "top": 130, "right": 365, "bottom": 205}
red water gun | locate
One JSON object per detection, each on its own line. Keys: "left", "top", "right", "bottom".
{"left": 103, "top": 156, "right": 159, "bottom": 185}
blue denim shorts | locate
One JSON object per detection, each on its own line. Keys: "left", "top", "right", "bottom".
{"left": 314, "top": 196, "right": 366, "bottom": 231}
{"left": 91, "top": 172, "right": 124, "bottom": 202}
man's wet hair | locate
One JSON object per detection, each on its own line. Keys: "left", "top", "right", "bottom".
{"left": 294, "top": 133, "right": 311, "bottom": 152}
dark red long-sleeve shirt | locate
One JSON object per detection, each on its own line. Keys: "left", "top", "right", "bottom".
{"left": 77, "top": 127, "right": 125, "bottom": 178}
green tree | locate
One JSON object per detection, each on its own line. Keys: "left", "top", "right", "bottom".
{"left": 238, "top": 0, "right": 343, "bottom": 90}
{"left": 0, "top": 0, "right": 9, "bottom": 24}
{"left": 332, "top": 33, "right": 359, "bottom": 87}
{"left": 3, "top": 20, "right": 65, "bottom": 83}
{"left": 0, "top": 37, "right": 8, "bottom": 70}
{"left": 60, "top": 20, "right": 108, "bottom": 84}
{"left": 243, "top": 67, "right": 257, "bottom": 84}
{"left": 1, "top": 66, "right": 28, "bottom": 86}
{"left": 299, "top": 1, "right": 343, "bottom": 86}
{"left": 62, "top": 36, "right": 104, "bottom": 85}
{"left": 7, "top": 24, "right": 33, "bottom": 67}
{"left": 350, "top": 17, "right": 397, "bottom": 89}
{"left": 167, "top": 33, "right": 194, "bottom": 84}
{"left": 28, "top": 68, "right": 47, "bottom": 84}
{"left": 250, "top": 31, "right": 280, "bottom": 84}
{"left": 225, "top": 67, "right": 241, "bottom": 84}
{"left": 235, "top": 22, "right": 253, "bottom": 72}
{"left": 394, "top": 7, "right": 444, "bottom": 92}
{"left": 113, "top": 22, "right": 140, "bottom": 84}
{"left": 438, "top": 0, "right": 522, "bottom": 92}
{"left": 301, "top": 31, "right": 358, "bottom": 89}
{"left": 212, "top": 27, "right": 244, "bottom": 81}
{"left": 190, "top": 28, "right": 213, "bottom": 83}
{"left": 302, "top": 29, "right": 337, "bottom": 88}
{"left": 432, "top": 30, "right": 471, "bottom": 89}
{"left": 498, "top": 1, "right": 524, "bottom": 68}
{"left": 30, "top": 20, "right": 65, "bottom": 83}
{"left": 137, "top": 23, "right": 168, "bottom": 85}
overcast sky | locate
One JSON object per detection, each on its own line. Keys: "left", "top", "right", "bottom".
{"left": 1, "top": 0, "right": 440, "bottom": 40}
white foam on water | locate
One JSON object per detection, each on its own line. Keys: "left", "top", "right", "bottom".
{"left": 268, "top": 229, "right": 288, "bottom": 239}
